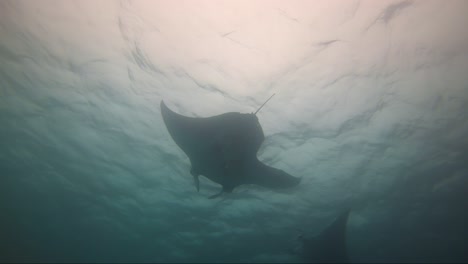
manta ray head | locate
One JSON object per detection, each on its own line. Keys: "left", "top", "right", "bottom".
{"left": 236, "top": 113, "right": 264, "bottom": 153}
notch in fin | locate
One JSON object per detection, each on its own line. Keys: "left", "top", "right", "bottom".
{"left": 194, "top": 175, "right": 200, "bottom": 192}
{"left": 208, "top": 189, "right": 224, "bottom": 199}
{"left": 191, "top": 169, "right": 200, "bottom": 192}
{"left": 207, "top": 184, "right": 234, "bottom": 199}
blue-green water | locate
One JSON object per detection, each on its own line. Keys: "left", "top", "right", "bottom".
{"left": 1, "top": 0, "right": 467, "bottom": 262}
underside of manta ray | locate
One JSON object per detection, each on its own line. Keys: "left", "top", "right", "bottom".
{"left": 300, "top": 209, "right": 351, "bottom": 263}
{"left": 160, "top": 100, "right": 301, "bottom": 198}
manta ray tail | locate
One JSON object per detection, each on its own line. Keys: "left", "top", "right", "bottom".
{"left": 249, "top": 160, "right": 301, "bottom": 189}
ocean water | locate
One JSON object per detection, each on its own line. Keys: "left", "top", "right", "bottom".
{"left": 1, "top": 0, "right": 467, "bottom": 263}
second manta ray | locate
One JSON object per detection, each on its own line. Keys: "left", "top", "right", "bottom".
{"left": 298, "top": 209, "right": 351, "bottom": 263}
{"left": 160, "top": 95, "right": 301, "bottom": 198}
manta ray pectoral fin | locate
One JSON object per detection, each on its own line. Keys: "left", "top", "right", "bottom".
{"left": 250, "top": 161, "right": 301, "bottom": 189}
{"left": 302, "top": 209, "right": 351, "bottom": 263}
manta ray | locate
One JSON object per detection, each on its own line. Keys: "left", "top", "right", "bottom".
{"left": 160, "top": 95, "right": 301, "bottom": 198}
{"left": 298, "top": 209, "right": 351, "bottom": 263}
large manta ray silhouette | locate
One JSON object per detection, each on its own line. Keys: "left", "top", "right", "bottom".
{"left": 298, "top": 209, "right": 351, "bottom": 263}
{"left": 160, "top": 95, "right": 301, "bottom": 198}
